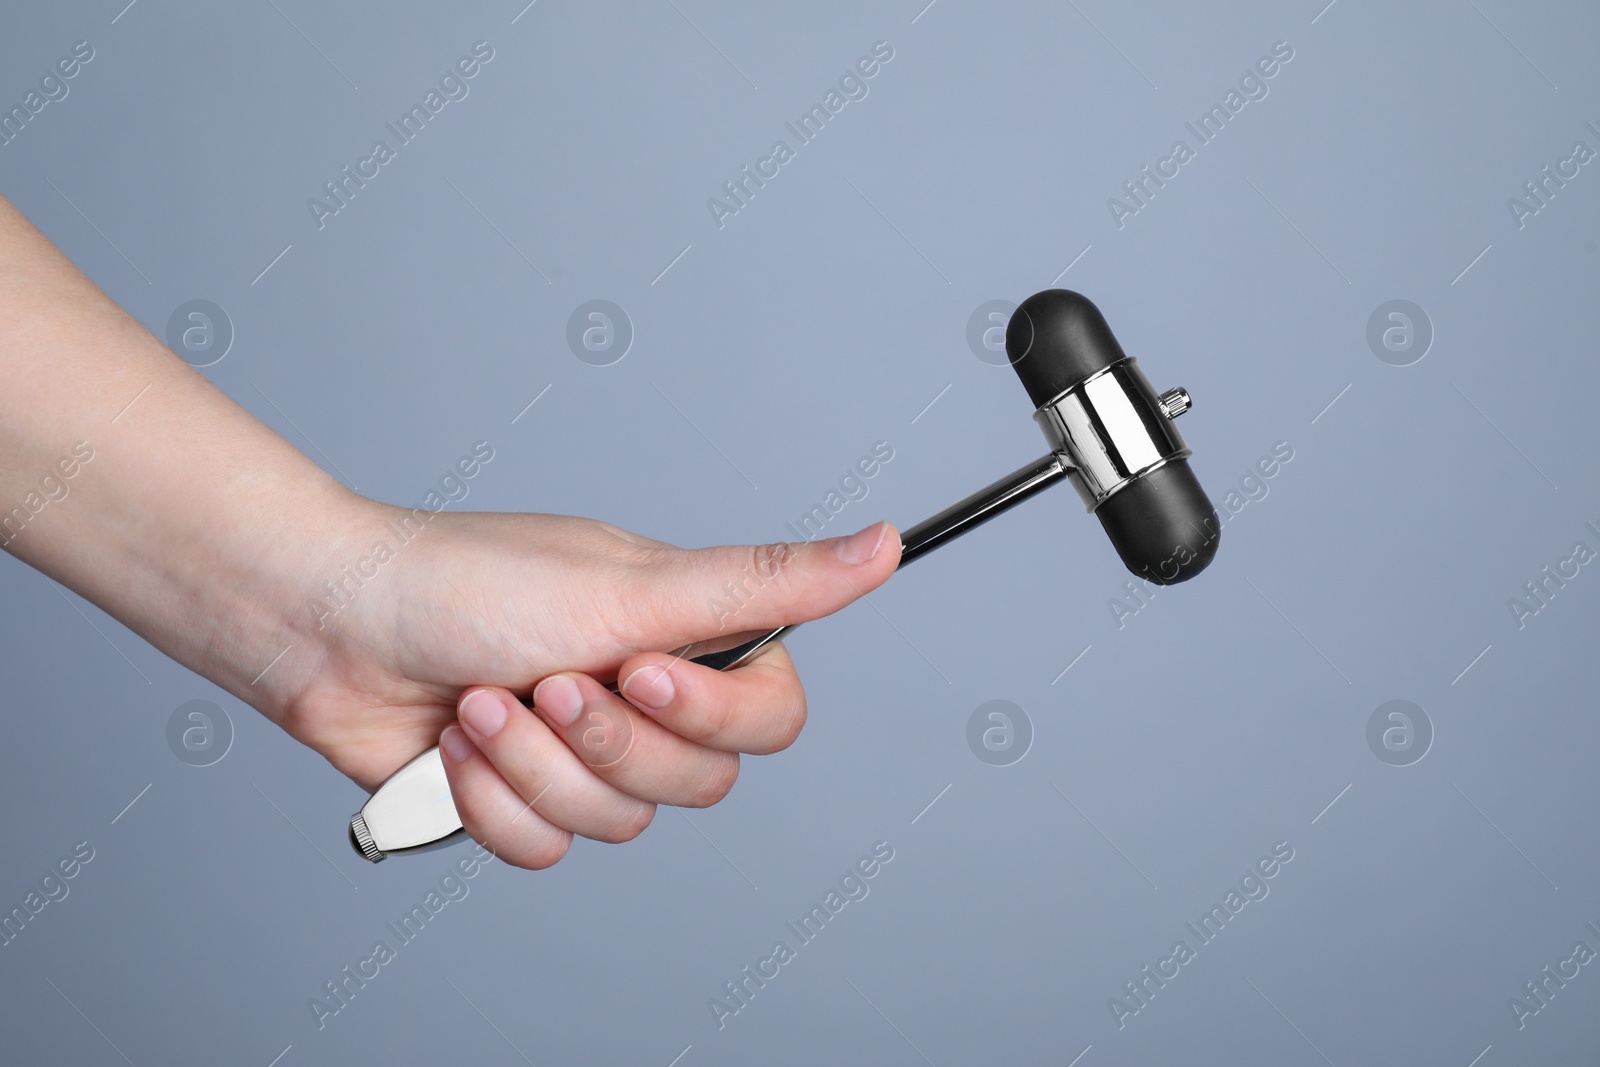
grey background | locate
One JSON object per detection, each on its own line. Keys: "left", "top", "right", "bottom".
{"left": 2, "top": 0, "right": 1598, "bottom": 1063}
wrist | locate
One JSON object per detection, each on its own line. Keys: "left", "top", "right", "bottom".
{"left": 161, "top": 473, "right": 374, "bottom": 722}
{"left": 289, "top": 497, "right": 424, "bottom": 654}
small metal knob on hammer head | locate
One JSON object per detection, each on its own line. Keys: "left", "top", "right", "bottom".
{"left": 1158, "top": 387, "right": 1191, "bottom": 419}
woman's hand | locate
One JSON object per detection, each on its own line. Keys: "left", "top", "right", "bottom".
{"left": 273, "top": 503, "right": 901, "bottom": 869}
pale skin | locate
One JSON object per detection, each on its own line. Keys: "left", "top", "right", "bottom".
{"left": 0, "top": 193, "right": 901, "bottom": 869}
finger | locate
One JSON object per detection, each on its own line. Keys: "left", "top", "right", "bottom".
{"left": 616, "top": 642, "right": 805, "bottom": 755}
{"left": 622, "top": 520, "right": 901, "bottom": 651}
{"left": 453, "top": 686, "right": 656, "bottom": 844}
{"left": 436, "top": 725, "right": 573, "bottom": 870}
{"left": 532, "top": 673, "right": 741, "bottom": 808}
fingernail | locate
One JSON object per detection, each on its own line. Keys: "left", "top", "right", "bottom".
{"left": 459, "top": 689, "right": 508, "bottom": 738}
{"left": 533, "top": 674, "right": 583, "bottom": 727}
{"left": 440, "top": 725, "right": 476, "bottom": 763}
{"left": 833, "top": 521, "right": 888, "bottom": 565}
{"left": 621, "top": 665, "right": 675, "bottom": 710}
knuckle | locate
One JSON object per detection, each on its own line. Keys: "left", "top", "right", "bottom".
{"left": 603, "top": 803, "right": 657, "bottom": 844}
{"left": 764, "top": 697, "right": 808, "bottom": 754}
{"left": 512, "top": 831, "right": 573, "bottom": 871}
{"left": 453, "top": 785, "right": 572, "bottom": 871}
{"left": 685, "top": 754, "right": 741, "bottom": 808}
{"left": 451, "top": 787, "right": 497, "bottom": 842}
{"left": 746, "top": 668, "right": 807, "bottom": 754}
{"left": 698, "top": 689, "right": 738, "bottom": 741}
{"left": 721, "top": 543, "right": 799, "bottom": 614}
{"left": 752, "top": 541, "right": 798, "bottom": 583}
{"left": 573, "top": 703, "right": 636, "bottom": 769}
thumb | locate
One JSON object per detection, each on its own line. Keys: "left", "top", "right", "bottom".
{"left": 638, "top": 520, "right": 902, "bottom": 647}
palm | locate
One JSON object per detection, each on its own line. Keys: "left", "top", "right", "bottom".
{"left": 277, "top": 510, "right": 674, "bottom": 790}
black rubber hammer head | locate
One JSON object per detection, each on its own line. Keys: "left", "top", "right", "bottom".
{"left": 1005, "top": 289, "right": 1219, "bottom": 585}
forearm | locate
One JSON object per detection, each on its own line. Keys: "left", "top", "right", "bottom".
{"left": 0, "top": 193, "right": 356, "bottom": 712}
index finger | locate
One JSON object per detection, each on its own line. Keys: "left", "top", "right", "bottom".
{"left": 614, "top": 642, "right": 808, "bottom": 755}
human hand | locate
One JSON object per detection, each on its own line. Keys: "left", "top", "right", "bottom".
{"left": 268, "top": 501, "right": 901, "bottom": 869}
{"left": 0, "top": 191, "right": 901, "bottom": 871}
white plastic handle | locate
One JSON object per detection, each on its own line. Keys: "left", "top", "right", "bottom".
{"left": 350, "top": 748, "right": 463, "bottom": 861}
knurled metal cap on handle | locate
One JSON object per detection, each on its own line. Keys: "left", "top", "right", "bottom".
{"left": 349, "top": 812, "right": 383, "bottom": 863}
{"left": 349, "top": 747, "right": 465, "bottom": 862}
